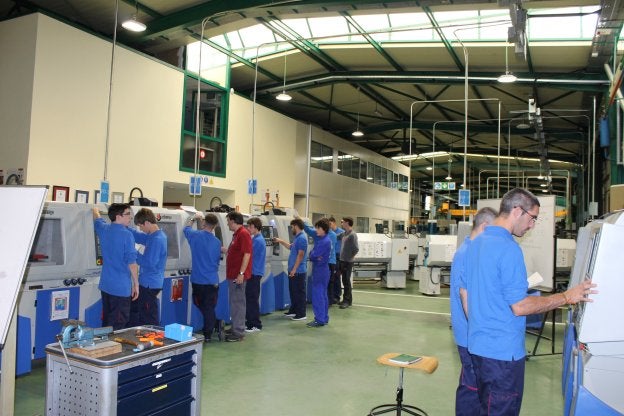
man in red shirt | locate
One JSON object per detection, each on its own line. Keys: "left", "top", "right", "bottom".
{"left": 224, "top": 211, "right": 252, "bottom": 342}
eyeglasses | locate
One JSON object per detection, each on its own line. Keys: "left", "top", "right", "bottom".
{"left": 518, "top": 206, "right": 538, "bottom": 223}
{"left": 122, "top": 212, "right": 132, "bottom": 216}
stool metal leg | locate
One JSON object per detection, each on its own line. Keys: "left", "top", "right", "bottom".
{"left": 368, "top": 368, "right": 428, "bottom": 416}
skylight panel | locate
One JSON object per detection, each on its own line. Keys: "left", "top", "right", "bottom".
{"left": 281, "top": 18, "right": 312, "bottom": 38}
{"left": 528, "top": 6, "right": 598, "bottom": 40}
{"left": 388, "top": 13, "right": 433, "bottom": 41}
{"left": 238, "top": 25, "right": 276, "bottom": 49}
{"left": 308, "top": 16, "right": 350, "bottom": 41}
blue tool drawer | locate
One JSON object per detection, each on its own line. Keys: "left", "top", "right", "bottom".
{"left": 118, "top": 350, "right": 195, "bottom": 385}
{"left": 117, "top": 373, "right": 194, "bottom": 415}
{"left": 118, "top": 361, "right": 194, "bottom": 398}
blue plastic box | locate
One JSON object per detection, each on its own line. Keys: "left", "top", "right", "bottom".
{"left": 164, "top": 323, "right": 193, "bottom": 342}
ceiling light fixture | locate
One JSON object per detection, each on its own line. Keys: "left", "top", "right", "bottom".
{"left": 445, "top": 157, "right": 453, "bottom": 181}
{"left": 121, "top": 1, "right": 146, "bottom": 32}
{"left": 276, "top": 55, "right": 292, "bottom": 101}
{"left": 497, "top": 43, "right": 517, "bottom": 83}
{"left": 352, "top": 113, "right": 364, "bottom": 137}
{"left": 352, "top": 87, "right": 363, "bottom": 136}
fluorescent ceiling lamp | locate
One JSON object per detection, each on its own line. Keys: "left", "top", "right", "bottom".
{"left": 516, "top": 122, "right": 531, "bottom": 129}
{"left": 276, "top": 55, "right": 292, "bottom": 102}
{"left": 121, "top": 17, "right": 146, "bottom": 32}
{"left": 276, "top": 92, "right": 292, "bottom": 101}
{"left": 497, "top": 72, "right": 517, "bottom": 83}
{"left": 352, "top": 130, "right": 364, "bottom": 137}
{"left": 445, "top": 175, "right": 453, "bottom": 180}
{"left": 425, "top": 166, "right": 433, "bottom": 171}
{"left": 498, "top": 43, "right": 516, "bottom": 83}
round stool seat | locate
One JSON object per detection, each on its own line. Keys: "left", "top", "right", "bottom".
{"left": 368, "top": 353, "right": 439, "bottom": 416}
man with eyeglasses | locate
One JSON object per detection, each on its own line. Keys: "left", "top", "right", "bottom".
{"left": 93, "top": 203, "right": 138, "bottom": 330}
{"left": 460, "top": 188, "right": 597, "bottom": 416}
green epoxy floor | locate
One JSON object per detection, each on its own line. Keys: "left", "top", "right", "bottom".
{"left": 14, "top": 280, "right": 565, "bottom": 415}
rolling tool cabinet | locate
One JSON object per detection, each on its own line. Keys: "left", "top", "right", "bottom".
{"left": 45, "top": 326, "right": 203, "bottom": 416}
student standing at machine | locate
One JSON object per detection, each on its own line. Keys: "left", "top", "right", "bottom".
{"left": 338, "top": 217, "right": 358, "bottom": 309}
{"left": 307, "top": 218, "right": 332, "bottom": 328}
{"left": 450, "top": 207, "right": 497, "bottom": 416}
{"left": 274, "top": 218, "right": 308, "bottom": 321}
{"left": 224, "top": 211, "right": 252, "bottom": 342}
{"left": 245, "top": 217, "right": 265, "bottom": 333}
{"left": 128, "top": 208, "right": 167, "bottom": 326}
{"left": 302, "top": 217, "right": 337, "bottom": 304}
{"left": 184, "top": 212, "right": 222, "bottom": 343}
{"left": 93, "top": 204, "right": 138, "bottom": 330}
{"left": 328, "top": 217, "right": 344, "bottom": 304}
{"left": 461, "top": 188, "right": 597, "bottom": 415}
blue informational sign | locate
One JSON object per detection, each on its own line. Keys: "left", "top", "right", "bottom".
{"left": 248, "top": 179, "right": 257, "bottom": 195}
{"left": 189, "top": 175, "right": 202, "bottom": 196}
{"left": 100, "top": 180, "right": 109, "bottom": 203}
{"left": 458, "top": 189, "right": 471, "bottom": 207}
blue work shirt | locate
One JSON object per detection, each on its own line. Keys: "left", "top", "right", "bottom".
{"left": 333, "top": 226, "right": 345, "bottom": 255}
{"left": 94, "top": 219, "right": 137, "bottom": 297}
{"left": 251, "top": 233, "right": 266, "bottom": 276}
{"left": 184, "top": 226, "right": 221, "bottom": 285}
{"left": 463, "top": 226, "right": 528, "bottom": 361}
{"left": 450, "top": 236, "right": 470, "bottom": 347}
{"left": 288, "top": 231, "right": 308, "bottom": 274}
{"left": 130, "top": 228, "right": 167, "bottom": 289}
{"left": 303, "top": 223, "right": 336, "bottom": 265}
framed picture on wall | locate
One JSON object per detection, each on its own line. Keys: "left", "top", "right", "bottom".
{"left": 52, "top": 185, "right": 70, "bottom": 202}
{"left": 94, "top": 190, "right": 101, "bottom": 204}
{"left": 75, "top": 190, "right": 89, "bottom": 203}
{"left": 112, "top": 192, "right": 124, "bottom": 204}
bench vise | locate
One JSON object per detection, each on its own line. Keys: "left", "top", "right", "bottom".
{"left": 59, "top": 320, "right": 113, "bottom": 349}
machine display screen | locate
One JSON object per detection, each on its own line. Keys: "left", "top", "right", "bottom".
{"left": 158, "top": 222, "right": 180, "bottom": 260}
{"left": 29, "top": 218, "right": 64, "bottom": 266}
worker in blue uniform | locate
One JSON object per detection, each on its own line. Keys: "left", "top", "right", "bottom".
{"left": 302, "top": 216, "right": 336, "bottom": 303}
{"left": 184, "top": 212, "right": 222, "bottom": 342}
{"left": 93, "top": 204, "right": 138, "bottom": 330}
{"left": 461, "top": 188, "right": 597, "bottom": 415}
{"left": 450, "top": 207, "right": 496, "bottom": 416}
{"left": 245, "top": 217, "right": 265, "bottom": 332}
{"left": 129, "top": 207, "right": 167, "bottom": 326}
{"left": 328, "top": 217, "right": 344, "bottom": 304}
{"left": 307, "top": 218, "right": 332, "bottom": 327}
{"left": 274, "top": 218, "right": 308, "bottom": 321}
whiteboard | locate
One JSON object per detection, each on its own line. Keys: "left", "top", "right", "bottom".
{"left": 0, "top": 186, "right": 48, "bottom": 346}
{"left": 477, "top": 195, "right": 556, "bottom": 291}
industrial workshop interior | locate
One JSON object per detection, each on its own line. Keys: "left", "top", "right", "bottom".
{"left": 2, "top": 0, "right": 624, "bottom": 415}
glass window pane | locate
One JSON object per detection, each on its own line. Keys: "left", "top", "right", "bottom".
{"left": 180, "top": 133, "right": 224, "bottom": 174}
{"left": 183, "top": 76, "right": 225, "bottom": 139}
{"left": 238, "top": 25, "right": 276, "bottom": 47}
{"left": 311, "top": 141, "right": 323, "bottom": 170}
{"left": 360, "top": 160, "right": 368, "bottom": 180}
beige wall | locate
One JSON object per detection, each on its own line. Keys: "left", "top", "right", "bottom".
{"left": 1, "top": 14, "right": 409, "bottom": 224}
{"left": 0, "top": 14, "right": 37, "bottom": 182}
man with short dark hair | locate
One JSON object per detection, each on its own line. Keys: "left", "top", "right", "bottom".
{"left": 93, "top": 203, "right": 138, "bottom": 330}
{"left": 274, "top": 218, "right": 308, "bottom": 321}
{"left": 338, "top": 217, "right": 358, "bottom": 309}
{"left": 462, "top": 188, "right": 597, "bottom": 415}
{"left": 129, "top": 207, "right": 167, "bottom": 326}
{"left": 184, "top": 212, "right": 222, "bottom": 343}
{"left": 224, "top": 211, "right": 252, "bottom": 342}
{"left": 245, "top": 217, "right": 265, "bottom": 332}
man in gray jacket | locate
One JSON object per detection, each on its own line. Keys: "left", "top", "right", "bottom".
{"left": 338, "top": 217, "right": 358, "bottom": 309}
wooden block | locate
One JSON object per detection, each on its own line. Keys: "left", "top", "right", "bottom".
{"left": 69, "top": 340, "right": 122, "bottom": 358}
